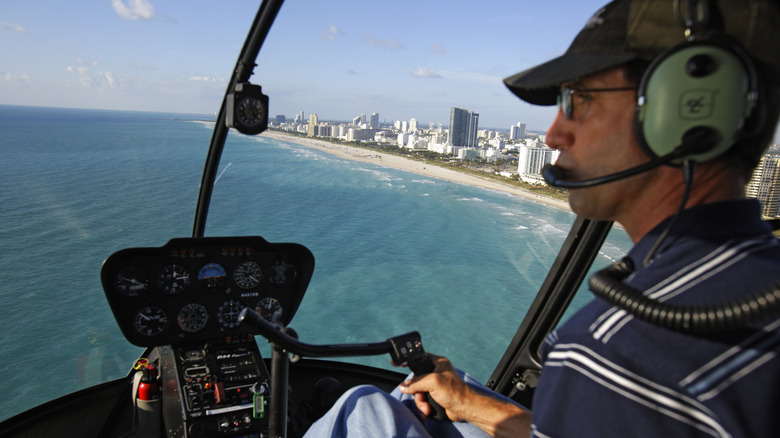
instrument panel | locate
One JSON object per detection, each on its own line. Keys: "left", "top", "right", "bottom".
{"left": 101, "top": 236, "right": 314, "bottom": 347}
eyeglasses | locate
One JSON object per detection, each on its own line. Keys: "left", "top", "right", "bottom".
{"left": 557, "top": 86, "right": 636, "bottom": 119}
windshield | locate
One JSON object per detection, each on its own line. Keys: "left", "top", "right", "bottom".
{"left": 202, "top": 0, "right": 634, "bottom": 379}
{"left": 0, "top": 0, "right": 638, "bottom": 423}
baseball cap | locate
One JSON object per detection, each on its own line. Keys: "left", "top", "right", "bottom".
{"left": 504, "top": 0, "right": 780, "bottom": 106}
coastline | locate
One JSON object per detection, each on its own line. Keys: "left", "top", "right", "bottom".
{"left": 261, "top": 130, "right": 573, "bottom": 213}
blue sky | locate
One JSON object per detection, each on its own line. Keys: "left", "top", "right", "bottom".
{"left": 2, "top": 0, "right": 778, "bottom": 141}
{"left": 0, "top": 0, "right": 608, "bottom": 132}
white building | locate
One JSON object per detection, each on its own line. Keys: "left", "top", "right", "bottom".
{"left": 518, "top": 143, "right": 559, "bottom": 178}
{"left": 510, "top": 122, "right": 526, "bottom": 140}
{"left": 746, "top": 153, "right": 780, "bottom": 218}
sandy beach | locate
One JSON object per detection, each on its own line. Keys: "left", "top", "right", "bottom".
{"left": 262, "top": 130, "right": 572, "bottom": 212}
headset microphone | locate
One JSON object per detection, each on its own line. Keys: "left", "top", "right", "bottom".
{"left": 542, "top": 127, "right": 718, "bottom": 189}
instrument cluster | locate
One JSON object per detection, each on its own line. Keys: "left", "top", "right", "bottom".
{"left": 101, "top": 236, "right": 314, "bottom": 347}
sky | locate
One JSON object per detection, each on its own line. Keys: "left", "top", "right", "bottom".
{"left": 2, "top": 0, "right": 778, "bottom": 141}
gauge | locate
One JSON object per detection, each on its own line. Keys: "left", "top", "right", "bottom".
{"left": 180, "top": 347, "right": 206, "bottom": 363}
{"left": 268, "top": 259, "right": 296, "bottom": 286}
{"left": 236, "top": 97, "right": 266, "bottom": 129}
{"left": 256, "top": 297, "right": 283, "bottom": 322}
{"left": 116, "top": 266, "right": 150, "bottom": 296}
{"left": 198, "top": 263, "right": 226, "bottom": 289}
{"left": 134, "top": 306, "right": 168, "bottom": 337}
{"left": 158, "top": 264, "right": 190, "bottom": 294}
{"left": 177, "top": 303, "right": 209, "bottom": 333}
{"left": 234, "top": 261, "right": 262, "bottom": 289}
{"left": 217, "top": 299, "right": 244, "bottom": 329}
{"left": 227, "top": 82, "right": 269, "bottom": 135}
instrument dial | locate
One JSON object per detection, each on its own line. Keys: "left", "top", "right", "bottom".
{"left": 180, "top": 347, "right": 206, "bottom": 362}
{"left": 198, "top": 263, "right": 226, "bottom": 289}
{"left": 177, "top": 303, "right": 209, "bottom": 333}
{"left": 269, "top": 259, "right": 296, "bottom": 286}
{"left": 256, "top": 297, "right": 283, "bottom": 322}
{"left": 237, "top": 97, "right": 266, "bottom": 129}
{"left": 116, "top": 266, "right": 150, "bottom": 296}
{"left": 158, "top": 264, "right": 190, "bottom": 294}
{"left": 217, "top": 299, "right": 244, "bottom": 329}
{"left": 134, "top": 306, "right": 168, "bottom": 337}
{"left": 234, "top": 261, "right": 262, "bottom": 289}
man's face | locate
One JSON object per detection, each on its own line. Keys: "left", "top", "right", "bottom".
{"left": 545, "top": 67, "right": 660, "bottom": 230}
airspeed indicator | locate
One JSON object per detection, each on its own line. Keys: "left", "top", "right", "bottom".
{"left": 234, "top": 261, "right": 262, "bottom": 289}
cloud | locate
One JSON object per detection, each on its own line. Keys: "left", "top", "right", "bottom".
{"left": 3, "top": 73, "right": 32, "bottom": 83}
{"left": 66, "top": 64, "right": 118, "bottom": 88}
{"left": 103, "top": 71, "right": 118, "bottom": 88}
{"left": 411, "top": 67, "right": 441, "bottom": 78}
{"left": 111, "top": 0, "right": 156, "bottom": 20}
{"left": 361, "top": 33, "right": 405, "bottom": 49}
{"left": 1, "top": 21, "right": 27, "bottom": 32}
{"left": 431, "top": 43, "right": 446, "bottom": 54}
{"left": 320, "top": 25, "right": 346, "bottom": 42}
{"left": 385, "top": 39, "right": 404, "bottom": 49}
{"left": 189, "top": 75, "right": 225, "bottom": 84}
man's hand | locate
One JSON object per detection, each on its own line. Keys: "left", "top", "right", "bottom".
{"left": 398, "top": 354, "right": 471, "bottom": 421}
{"left": 397, "top": 354, "right": 532, "bottom": 437}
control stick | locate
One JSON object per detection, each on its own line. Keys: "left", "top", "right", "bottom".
{"left": 238, "top": 308, "right": 447, "bottom": 420}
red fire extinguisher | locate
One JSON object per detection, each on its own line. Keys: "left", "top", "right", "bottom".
{"left": 133, "top": 359, "right": 161, "bottom": 438}
{"left": 137, "top": 364, "right": 159, "bottom": 400}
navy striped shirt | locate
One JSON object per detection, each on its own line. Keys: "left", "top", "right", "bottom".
{"left": 532, "top": 200, "right": 780, "bottom": 437}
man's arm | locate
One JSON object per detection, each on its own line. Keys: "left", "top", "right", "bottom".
{"left": 398, "top": 355, "right": 532, "bottom": 438}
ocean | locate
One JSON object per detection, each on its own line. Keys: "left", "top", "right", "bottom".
{"left": 0, "top": 105, "right": 633, "bottom": 421}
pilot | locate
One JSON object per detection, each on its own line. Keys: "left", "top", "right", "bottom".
{"left": 304, "top": 0, "right": 780, "bottom": 436}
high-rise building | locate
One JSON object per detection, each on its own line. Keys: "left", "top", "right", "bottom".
{"left": 510, "top": 122, "right": 526, "bottom": 140}
{"left": 409, "top": 118, "right": 418, "bottom": 133}
{"left": 746, "top": 153, "right": 780, "bottom": 218}
{"left": 448, "top": 107, "right": 479, "bottom": 147}
{"left": 307, "top": 113, "right": 319, "bottom": 137}
{"left": 518, "top": 143, "right": 559, "bottom": 176}
{"left": 370, "top": 113, "right": 379, "bottom": 128}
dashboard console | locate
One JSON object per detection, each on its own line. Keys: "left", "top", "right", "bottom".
{"left": 101, "top": 236, "right": 314, "bottom": 437}
{"left": 101, "top": 236, "right": 314, "bottom": 347}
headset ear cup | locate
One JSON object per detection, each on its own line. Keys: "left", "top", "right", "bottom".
{"left": 634, "top": 39, "right": 757, "bottom": 163}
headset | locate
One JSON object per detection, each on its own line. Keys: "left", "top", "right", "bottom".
{"left": 542, "top": 0, "right": 760, "bottom": 189}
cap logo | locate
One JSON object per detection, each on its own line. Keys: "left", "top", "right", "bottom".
{"left": 584, "top": 7, "right": 607, "bottom": 29}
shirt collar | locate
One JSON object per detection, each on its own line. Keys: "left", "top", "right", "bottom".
{"left": 627, "top": 199, "right": 771, "bottom": 267}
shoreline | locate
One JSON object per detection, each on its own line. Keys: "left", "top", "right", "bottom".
{"left": 261, "top": 130, "right": 573, "bottom": 213}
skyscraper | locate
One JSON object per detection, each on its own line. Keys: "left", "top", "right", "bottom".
{"left": 409, "top": 118, "right": 418, "bottom": 133}
{"left": 307, "top": 113, "right": 319, "bottom": 137}
{"left": 746, "top": 153, "right": 780, "bottom": 218}
{"left": 448, "top": 107, "right": 479, "bottom": 147}
{"left": 510, "top": 122, "right": 526, "bottom": 140}
{"left": 369, "top": 113, "right": 379, "bottom": 128}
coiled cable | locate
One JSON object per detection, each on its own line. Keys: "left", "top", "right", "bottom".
{"left": 590, "top": 257, "right": 780, "bottom": 334}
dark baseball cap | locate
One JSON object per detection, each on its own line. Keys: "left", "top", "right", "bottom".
{"left": 504, "top": 0, "right": 780, "bottom": 106}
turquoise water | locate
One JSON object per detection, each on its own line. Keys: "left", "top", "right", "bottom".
{"left": 0, "top": 105, "right": 633, "bottom": 421}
